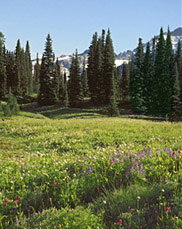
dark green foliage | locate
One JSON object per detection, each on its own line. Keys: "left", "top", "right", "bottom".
{"left": 57, "top": 60, "right": 64, "bottom": 102}
{"left": 172, "top": 63, "right": 181, "bottom": 116}
{"left": 143, "top": 42, "right": 153, "bottom": 114}
{"left": 3, "top": 88, "right": 19, "bottom": 116}
{"left": 20, "top": 48, "right": 28, "bottom": 95}
{"left": 25, "top": 41, "right": 33, "bottom": 94}
{"left": 108, "top": 73, "right": 120, "bottom": 116}
{"left": 63, "top": 72, "right": 69, "bottom": 107}
{"left": 33, "top": 53, "right": 40, "bottom": 93}
{"left": 2, "top": 103, "right": 11, "bottom": 117}
{"left": 163, "top": 27, "right": 173, "bottom": 115}
{"left": 130, "top": 38, "right": 146, "bottom": 114}
{"left": 152, "top": 28, "right": 167, "bottom": 115}
{"left": 87, "top": 29, "right": 116, "bottom": 105}
{"left": 6, "top": 51, "right": 16, "bottom": 95}
{"left": 0, "top": 32, "right": 7, "bottom": 99}
{"left": 15, "top": 39, "right": 22, "bottom": 95}
{"left": 175, "top": 40, "right": 182, "bottom": 102}
{"left": 87, "top": 32, "right": 98, "bottom": 103}
{"left": 94, "top": 38, "right": 104, "bottom": 104}
{"left": 103, "top": 29, "right": 115, "bottom": 104}
{"left": 81, "top": 57, "right": 89, "bottom": 98}
{"left": 38, "top": 34, "right": 58, "bottom": 105}
{"left": 121, "top": 63, "right": 130, "bottom": 102}
{"left": 52, "top": 58, "right": 59, "bottom": 102}
{"left": 68, "top": 50, "right": 82, "bottom": 107}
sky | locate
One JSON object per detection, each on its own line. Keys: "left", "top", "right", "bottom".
{"left": 0, "top": 0, "right": 181, "bottom": 59}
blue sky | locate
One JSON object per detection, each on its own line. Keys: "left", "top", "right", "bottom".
{"left": 1, "top": 0, "right": 181, "bottom": 58}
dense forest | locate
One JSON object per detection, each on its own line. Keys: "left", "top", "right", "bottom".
{"left": 0, "top": 27, "right": 182, "bottom": 118}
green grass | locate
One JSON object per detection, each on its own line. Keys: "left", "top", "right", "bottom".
{"left": 0, "top": 107, "right": 182, "bottom": 228}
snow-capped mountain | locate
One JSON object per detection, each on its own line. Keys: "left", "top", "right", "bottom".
{"left": 32, "top": 27, "right": 182, "bottom": 74}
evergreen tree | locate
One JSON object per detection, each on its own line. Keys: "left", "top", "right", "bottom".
{"left": 175, "top": 40, "right": 182, "bottom": 102}
{"left": 152, "top": 27, "right": 166, "bottom": 115}
{"left": 172, "top": 63, "right": 181, "bottom": 116}
{"left": 38, "top": 34, "right": 58, "bottom": 105}
{"left": 130, "top": 38, "right": 146, "bottom": 114}
{"left": 68, "top": 50, "right": 82, "bottom": 107}
{"left": 81, "top": 57, "right": 89, "bottom": 97}
{"left": 57, "top": 59, "right": 64, "bottom": 102}
{"left": 6, "top": 51, "right": 16, "bottom": 94}
{"left": 33, "top": 53, "right": 40, "bottom": 93}
{"left": 87, "top": 32, "right": 98, "bottom": 103}
{"left": 163, "top": 27, "right": 173, "bottom": 115}
{"left": 15, "top": 39, "right": 22, "bottom": 95}
{"left": 0, "top": 32, "right": 7, "bottom": 99}
{"left": 3, "top": 88, "right": 19, "bottom": 116}
{"left": 25, "top": 41, "right": 33, "bottom": 94}
{"left": 151, "top": 36, "right": 156, "bottom": 63}
{"left": 108, "top": 73, "right": 120, "bottom": 116}
{"left": 121, "top": 63, "right": 130, "bottom": 102}
{"left": 20, "top": 48, "right": 28, "bottom": 95}
{"left": 94, "top": 38, "right": 104, "bottom": 104}
{"left": 103, "top": 29, "right": 115, "bottom": 104}
{"left": 52, "top": 58, "right": 59, "bottom": 101}
{"left": 143, "top": 42, "right": 153, "bottom": 113}
{"left": 63, "top": 73, "right": 69, "bottom": 107}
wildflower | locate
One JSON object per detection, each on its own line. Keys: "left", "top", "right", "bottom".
{"left": 104, "top": 166, "right": 107, "bottom": 169}
{"left": 163, "top": 157, "right": 165, "bottom": 161}
{"left": 5, "top": 198, "right": 9, "bottom": 203}
{"left": 166, "top": 207, "right": 170, "bottom": 212}
{"left": 118, "top": 219, "right": 122, "bottom": 225}
{"left": 103, "top": 200, "right": 106, "bottom": 204}
{"left": 137, "top": 196, "right": 141, "bottom": 200}
{"left": 53, "top": 182, "right": 57, "bottom": 186}
{"left": 97, "top": 209, "right": 100, "bottom": 213}
{"left": 178, "top": 149, "right": 181, "bottom": 153}
{"left": 172, "top": 152, "right": 175, "bottom": 156}
{"left": 161, "top": 189, "right": 165, "bottom": 192}
{"left": 14, "top": 200, "right": 18, "bottom": 204}
{"left": 110, "top": 159, "right": 114, "bottom": 164}
{"left": 130, "top": 208, "right": 133, "bottom": 213}
{"left": 58, "top": 224, "right": 61, "bottom": 228}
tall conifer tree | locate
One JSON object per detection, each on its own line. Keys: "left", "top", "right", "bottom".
{"left": 172, "top": 63, "right": 181, "bottom": 116}
{"left": 130, "top": 38, "right": 146, "bottom": 114}
{"left": 25, "top": 41, "right": 33, "bottom": 94}
{"left": 81, "top": 57, "right": 89, "bottom": 97}
{"left": 175, "top": 40, "right": 182, "bottom": 102}
{"left": 33, "top": 53, "right": 40, "bottom": 93}
{"left": 163, "top": 27, "right": 173, "bottom": 115}
{"left": 38, "top": 34, "right": 57, "bottom": 105}
{"left": 143, "top": 42, "right": 153, "bottom": 113}
{"left": 6, "top": 51, "right": 16, "bottom": 94}
{"left": 103, "top": 29, "right": 115, "bottom": 104}
{"left": 108, "top": 73, "right": 119, "bottom": 116}
{"left": 87, "top": 32, "right": 98, "bottom": 103}
{"left": 0, "top": 32, "right": 7, "bottom": 98}
{"left": 152, "top": 27, "right": 166, "bottom": 115}
{"left": 68, "top": 50, "right": 82, "bottom": 107}
{"left": 15, "top": 39, "right": 22, "bottom": 95}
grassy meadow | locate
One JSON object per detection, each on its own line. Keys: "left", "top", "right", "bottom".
{"left": 0, "top": 107, "right": 182, "bottom": 228}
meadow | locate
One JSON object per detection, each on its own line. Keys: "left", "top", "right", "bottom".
{"left": 0, "top": 107, "right": 182, "bottom": 228}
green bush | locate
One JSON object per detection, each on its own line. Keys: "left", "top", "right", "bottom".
{"left": 10, "top": 206, "right": 104, "bottom": 229}
{"left": 3, "top": 90, "right": 19, "bottom": 116}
